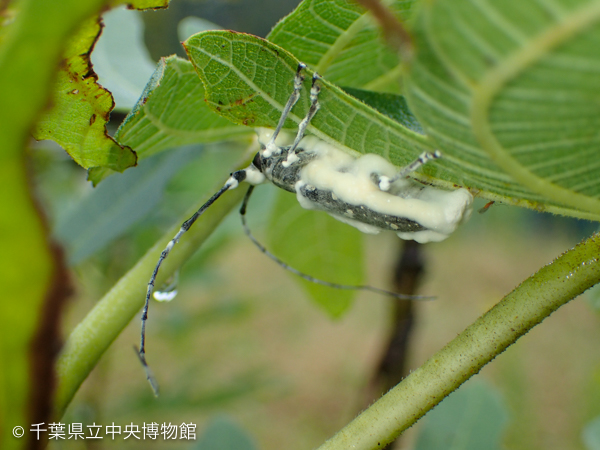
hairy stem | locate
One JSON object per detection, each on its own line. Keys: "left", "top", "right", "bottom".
{"left": 318, "top": 233, "right": 600, "bottom": 450}
{"left": 53, "top": 180, "right": 246, "bottom": 417}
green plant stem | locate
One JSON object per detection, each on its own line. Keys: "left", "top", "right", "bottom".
{"left": 53, "top": 181, "right": 246, "bottom": 418}
{"left": 318, "top": 233, "right": 600, "bottom": 450}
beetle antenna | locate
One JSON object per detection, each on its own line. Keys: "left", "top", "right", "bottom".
{"left": 239, "top": 186, "right": 434, "bottom": 301}
{"left": 138, "top": 169, "right": 248, "bottom": 394}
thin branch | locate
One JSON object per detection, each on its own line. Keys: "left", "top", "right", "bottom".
{"left": 353, "top": 0, "right": 414, "bottom": 60}
{"left": 318, "top": 233, "right": 600, "bottom": 450}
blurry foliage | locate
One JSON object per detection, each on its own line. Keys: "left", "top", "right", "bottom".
{"left": 3, "top": 0, "right": 600, "bottom": 450}
{"left": 414, "top": 379, "right": 508, "bottom": 450}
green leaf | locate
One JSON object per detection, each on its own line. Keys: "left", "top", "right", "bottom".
{"left": 267, "top": 189, "right": 363, "bottom": 318}
{"left": 0, "top": 166, "right": 55, "bottom": 450}
{"left": 0, "top": 3, "right": 18, "bottom": 45}
{"left": 0, "top": 0, "right": 134, "bottom": 446}
{"left": 183, "top": 31, "right": 432, "bottom": 172}
{"left": 583, "top": 416, "right": 600, "bottom": 450}
{"left": 194, "top": 416, "right": 257, "bottom": 450}
{"left": 114, "top": 55, "right": 252, "bottom": 162}
{"left": 33, "top": 17, "right": 137, "bottom": 172}
{"left": 268, "top": 0, "right": 416, "bottom": 92}
{"left": 0, "top": 171, "right": 54, "bottom": 449}
{"left": 121, "top": 0, "right": 169, "bottom": 8}
{"left": 342, "top": 87, "right": 424, "bottom": 134}
{"left": 415, "top": 379, "right": 509, "bottom": 450}
{"left": 406, "top": 0, "right": 600, "bottom": 220}
{"left": 183, "top": 30, "right": 431, "bottom": 315}
{"left": 32, "top": 0, "right": 171, "bottom": 175}
{"left": 585, "top": 283, "right": 600, "bottom": 312}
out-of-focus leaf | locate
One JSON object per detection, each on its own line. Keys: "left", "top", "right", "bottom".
{"left": 114, "top": 55, "right": 251, "bottom": 162}
{"left": 267, "top": 190, "right": 363, "bottom": 318}
{"left": 0, "top": 165, "right": 55, "bottom": 450}
{"left": 0, "top": 3, "right": 18, "bottom": 45}
{"left": 583, "top": 416, "right": 600, "bottom": 450}
{"left": 54, "top": 146, "right": 201, "bottom": 265}
{"left": 415, "top": 379, "right": 509, "bottom": 450}
{"left": 406, "top": 0, "right": 600, "bottom": 219}
{"left": 0, "top": 0, "right": 129, "bottom": 447}
{"left": 33, "top": 17, "right": 137, "bottom": 172}
{"left": 268, "top": 0, "right": 416, "bottom": 92}
{"left": 193, "top": 416, "right": 257, "bottom": 450}
{"left": 92, "top": 6, "right": 156, "bottom": 111}
{"left": 585, "top": 284, "right": 600, "bottom": 313}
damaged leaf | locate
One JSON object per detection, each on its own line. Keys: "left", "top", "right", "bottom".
{"left": 33, "top": 17, "right": 137, "bottom": 172}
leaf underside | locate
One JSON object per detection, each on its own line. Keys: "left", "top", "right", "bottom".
{"left": 114, "top": 55, "right": 251, "bottom": 162}
{"left": 268, "top": 190, "right": 363, "bottom": 318}
{"left": 184, "top": 31, "right": 431, "bottom": 169}
{"left": 268, "top": 0, "right": 416, "bottom": 93}
{"left": 183, "top": 0, "right": 600, "bottom": 221}
{"left": 179, "top": 0, "right": 600, "bottom": 313}
{"left": 406, "top": 0, "right": 600, "bottom": 220}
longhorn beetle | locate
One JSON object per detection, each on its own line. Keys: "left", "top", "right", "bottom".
{"left": 137, "top": 63, "right": 473, "bottom": 393}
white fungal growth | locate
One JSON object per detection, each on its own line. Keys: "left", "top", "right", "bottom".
{"left": 244, "top": 165, "right": 266, "bottom": 185}
{"left": 225, "top": 176, "right": 240, "bottom": 189}
{"left": 292, "top": 136, "right": 473, "bottom": 244}
{"left": 263, "top": 142, "right": 280, "bottom": 158}
{"left": 378, "top": 176, "right": 392, "bottom": 192}
{"left": 282, "top": 151, "right": 300, "bottom": 167}
{"left": 257, "top": 128, "right": 293, "bottom": 157}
